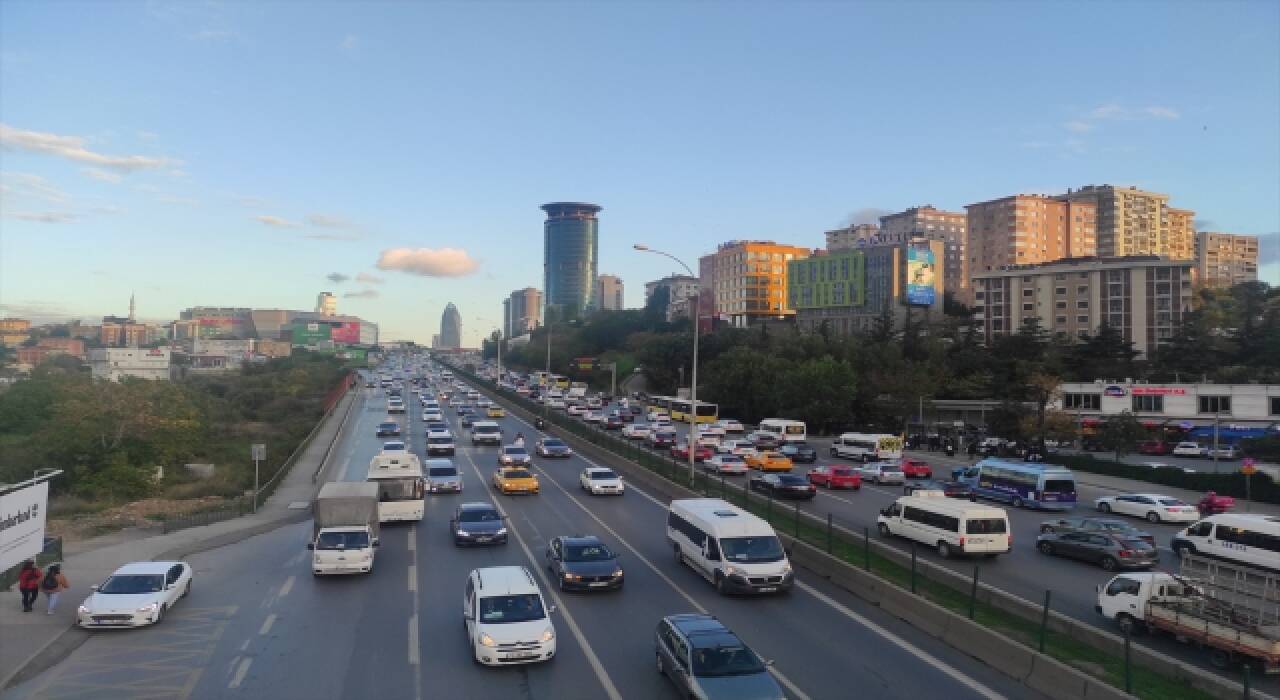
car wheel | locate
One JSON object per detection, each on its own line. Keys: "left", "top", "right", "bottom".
{"left": 1146, "top": 512, "right": 1161, "bottom": 524}
{"left": 878, "top": 523, "right": 891, "bottom": 538}
{"left": 155, "top": 604, "right": 166, "bottom": 624}
{"left": 1101, "top": 556, "right": 1119, "bottom": 571}
{"left": 937, "top": 541, "right": 952, "bottom": 558}
{"left": 1098, "top": 502, "right": 1112, "bottom": 514}
{"left": 715, "top": 573, "right": 728, "bottom": 595}
{"left": 673, "top": 545, "right": 683, "bottom": 566}
{"left": 1037, "top": 541, "right": 1054, "bottom": 555}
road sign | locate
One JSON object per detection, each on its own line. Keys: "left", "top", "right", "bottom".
{"left": 1242, "top": 465, "right": 1258, "bottom": 476}
{"left": 251, "top": 444, "right": 266, "bottom": 461}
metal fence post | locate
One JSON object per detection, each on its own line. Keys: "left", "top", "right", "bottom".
{"left": 793, "top": 501, "right": 800, "bottom": 537}
{"left": 969, "top": 566, "right": 979, "bottom": 620}
{"left": 1123, "top": 625, "right": 1132, "bottom": 694}
{"left": 826, "top": 513, "right": 833, "bottom": 554}
{"left": 910, "top": 543, "right": 918, "bottom": 594}
{"left": 864, "top": 527, "right": 870, "bottom": 571}
{"left": 767, "top": 490, "right": 773, "bottom": 522}
{"left": 1244, "top": 662, "right": 1251, "bottom": 700}
{"left": 1039, "top": 589, "right": 1052, "bottom": 654}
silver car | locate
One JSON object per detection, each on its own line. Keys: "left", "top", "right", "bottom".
{"left": 425, "top": 459, "right": 462, "bottom": 493}
{"left": 857, "top": 461, "right": 905, "bottom": 485}
{"left": 656, "top": 614, "right": 783, "bottom": 700}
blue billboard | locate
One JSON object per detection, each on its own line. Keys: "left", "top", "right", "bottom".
{"left": 905, "top": 247, "right": 936, "bottom": 306}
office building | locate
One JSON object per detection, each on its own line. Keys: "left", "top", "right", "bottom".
{"left": 1052, "top": 381, "right": 1280, "bottom": 446}
{"left": 89, "top": 346, "right": 172, "bottom": 381}
{"left": 502, "top": 298, "right": 513, "bottom": 338}
{"left": 971, "top": 256, "right": 1194, "bottom": 358}
{"left": 699, "top": 240, "right": 810, "bottom": 327}
{"left": 506, "top": 288, "right": 542, "bottom": 337}
{"left": 542, "top": 202, "right": 601, "bottom": 317}
{"left": 593, "top": 274, "right": 624, "bottom": 311}
{"left": 879, "top": 206, "right": 969, "bottom": 301}
{"left": 359, "top": 320, "right": 379, "bottom": 345}
{"left": 825, "top": 224, "right": 881, "bottom": 251}
{"left": 789, "top": 240, "right": 945, "bottom": 336}
{"left": 0, "top": 318, "right": 32, "bottom": 347}
{"left": 1060, "top": 185, "right": 1195, "bottom": 260}
{"left": 316, "top": 292, "right": 337, "bottom": 316}
{"left": 431, "top": 334, "right": 442, "bottom": 349}
{"left": 644, "top": 275, "right": 700, "bottom": 321}
{"left": 1196, "top": 232, "right": 1259, "bottom": 288}
{"left": 179, "top": 307, "right": 256, "bottom": 338}
{"left": 440, "top": 303, "right": 462, "bottom": 349}
{"left": 966, "top": 195, "right": 1096, "bottom": 275}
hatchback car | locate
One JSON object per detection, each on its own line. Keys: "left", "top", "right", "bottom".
{"left": 648, "top": 430, "right": 678, "bottom": 448}
{"left": 579, "top": 467, "right": 624, "bottom": 495}
{"left": 857, "top": 461, "right": 905, "bottom": 485}
{"left": 494, "top": 467, "right": 540, "bottom": 495}
{"left": 451, "top": 503, "right": 508, "bottom": 546}
{"left": 656, "top": 614, "right": 783, "bottom": 700}
{"left": 703, "top": 454, "right": 749, "bottom": 475}
{"left": 672, "top": 442, "right": 714, "bottom": 462}
{"left": 777, "top": 442, "right": 817, "bottom": 464}
{"left": 1038, "top": 517, "right": 1153, "bottom": 546}
{"left": 750, "top": 473, "right": 816, "bottom": 500}
{"left": 1138, "top": 440, "right": 1169, "bottom": 456}
{"left": 1095, "top": 493, "right": 1199, "bottom": 523}
{"left": 499, "top": 445, "right": 533, "bottom": 467}
{"left": 806, "top": 465, "right": 862, "bottom": 490}
{"left": 1036, "top": 532, "right": 1157, "bottom": 571}
{"left": 545, "top": 535, "right": 624, "bottom": 591}
{"left": 425, "top": 460, "right": 463, "bottom": 493}
{"left": 899, "top": 458, "right": 933, "bottom": 479}
{"left": 745, "top": 451, "right": 793, "bottom": 472}
{"left": 535, "top": 437, "right": 573, "bottom": 458}
{"left": 78, "top": 561, "right": 193, "bottom": 628}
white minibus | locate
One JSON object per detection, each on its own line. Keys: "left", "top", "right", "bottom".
{"left": 831, "top": 433, "right": 903, "bottom": 462}
{"left": 756, "top": 419, "right": 807, "bottom": 444}
{"left": 667, "top": 499, "right": 793, "bottom": 594}
{"left": 1172, "top": 514, "right": 1280, "bottom": 571}
{"left": 877, "top": 492, "right": 1011, "bottom": 558}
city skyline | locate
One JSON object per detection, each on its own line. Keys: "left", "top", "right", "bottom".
{"left": 2, "top": 2, "right": 1278, "bottom": 345}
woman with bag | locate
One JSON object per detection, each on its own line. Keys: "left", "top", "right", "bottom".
{"left": 41, "top": 563, "right": 69, "bottom": 616}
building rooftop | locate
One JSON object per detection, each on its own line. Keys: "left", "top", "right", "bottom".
{"left": 541, "top": 202, "right": 602, "bottom": 216}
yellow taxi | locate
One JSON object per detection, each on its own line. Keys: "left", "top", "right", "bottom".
{"left": 487, "top": 406, "right": 506, "bottom": 418}
{"left": 493, "top": 466, "right": 539, "bottom": 495}
{"left": 745, "top": 451, "right": 793, "bottom": 472}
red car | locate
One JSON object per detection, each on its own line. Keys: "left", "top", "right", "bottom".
{"left": 806, "top": 465, "right": 862, "bottom": 490}
{"left": 671, "top": 443, "right": 714, "bottom": 462}
{"left": 1138, "top": 441, "right": 1168, "bottom": 456}
{"left": 900, "top": 458, "right": 932, "bottom": 479}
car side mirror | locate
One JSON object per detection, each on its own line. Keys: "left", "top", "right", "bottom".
{"left": 548, "top": 604, "right": 557, "bottom": 614}
{"left": 307, "top": 543, "right": 315, "bottom": 550}
{"left": 90, "top": 584, "right": 100, "bottom": 592}
{"left": 463, "top": 611, "right": 473, "bottom": 620}
{"left": 372, "top": 539, "right": 381, "bottom": 547}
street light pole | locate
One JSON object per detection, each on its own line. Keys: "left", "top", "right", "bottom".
{"left": 635, "top": 243, "right": 700, "bottom": 485}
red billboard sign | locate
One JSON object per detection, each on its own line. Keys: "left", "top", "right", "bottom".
{"left": 1131, "top": 387, "right": 1187, "bottom": 396}
{"left": 330, "top": 322, "right": 360, "bottom": 344}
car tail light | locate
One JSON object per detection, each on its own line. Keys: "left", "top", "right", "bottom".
{"left": 958, "top": 536, "right": 965, "bottom": 547}
{"left": 1119, "top": 550, "right": 1133, "bottom": 558}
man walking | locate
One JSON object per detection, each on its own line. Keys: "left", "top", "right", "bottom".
{"left": 17, "top": 560, "right": 41, "bottom": 612}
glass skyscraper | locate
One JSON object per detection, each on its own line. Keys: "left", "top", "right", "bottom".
{"left": 440, "top": 302, "right": 461, "bottom": 349}
{"left": 542, "top": 202, "right": 601, "bottom": 317}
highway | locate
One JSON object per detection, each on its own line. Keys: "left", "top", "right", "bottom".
{"left": 6, "top": 379, "right": 1037, "bottom": 700}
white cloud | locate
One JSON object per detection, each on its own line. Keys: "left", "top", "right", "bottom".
{"left": 190, "top": 29, "right": 239, "bottom": 42}
{"left": 7, "top": 211, "right": 76, "bottom": 223}
{"left": 303, "top": 232, "right": 361, "bottom": 241}
{"left": 254, "top": 214, "right": 300, "bottom": 228}
{"left": 156, "top": 194, "right": 198, "bottom": 206}
{"left": 0, "top": 172, "right": 70, "bottom": 203}
{"left": 306, "top": 213, "right": 356, "bottom": 229}
{"left": 0, "top": 123, "right": 177, "bottom": 172}
{"left": 341, "top": 34, "right": 359, "bottom": 51}
{"left": 1063, "top": 121, "right": 1093, "bottom": 134}
{"left": 355, "top": 272, "right": 385, "bottom": 285}
{"left": 377, "top": 247, "right": 480, "bottom": 277}
{"left": 82, "top": 167, "right": 123, "bottom": 183}
{"left": 1143, "top": 106, "right": 1180, "bottom": 120}
{"left": 1085, "top": 104, "right": 1181, "bottom": 122}
{"left": 344, "top": 288, "right": 379, "bottom": 299}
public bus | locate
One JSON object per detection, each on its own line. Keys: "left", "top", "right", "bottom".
{"left": 757, "top": 419, "right": 808, "bottom": 443}
{"left": 668, "top": 399, "right": 719, "bottom": 424}
{"left": 952, "top": 458, "right": 1077, "bottom": 511}
{"left": 646, "top": 395, "right": 675, "bottom": 415}
{"left": 367, "top": 453, "right": 426, "bottom": 522}
{"left": 552, "top": 375, "right": 571, "bottom": 390}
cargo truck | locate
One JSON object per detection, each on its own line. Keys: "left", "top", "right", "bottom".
{"left": 310, "top": 482, "right": 380, "bottom": 576}
{"left": 1097, "top": 552, "right": 1280, "bottom": 671}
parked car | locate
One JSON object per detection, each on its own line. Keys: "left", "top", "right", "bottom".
{"left": 545, "top": 535, "right": 624, "bottom": 591}
{"left": 535, "top": 437, "right": 573, "bottom": 458}
{"left": 77, "top": 561, "right": 193, "bottom": 628}
{"left": 655, "top": 614, "right": 784, "bottom": 700}
{"left": 1037, "top": 517, "right": 1154, "bottom": 546}
{"left": 1171, "top": 442, "right": 1207, "bottom": 458}
{"left": 450, "top": 503, "right": 508, "bottom": 546}
{"left": 857, "top": 461, "right": 905, "bottom": 485}
{"left": 750, "top": 473, "right": 816, "bottom": 500}
{"left": 806, "top": 465, "right": 862, "bottom": 490}
{"left": 703, "top": 454, "right": 749, "bottom": 475}
{"left": 899, "top": 458, "right": 933, "bottom": 479}
{"left": 777, "top": 442, "right": 817, "bottom": 464}
{"left": 1036, "top": 531, "right": 1158, "bottom": 571}
{"left": 579, "top": 467, "right": 624, "bottom": 496}
{"left": 1207, "top": 444, "right": 1241, "bottom": 459}
{"left": 903, "top": 479, "right": 973, "bottom": 499}
{"left": 1138, "top": 441, "right": 1169, "bottom": 456}
{"left": 1095, "top": 493, "right": 1200, "bottom": 523}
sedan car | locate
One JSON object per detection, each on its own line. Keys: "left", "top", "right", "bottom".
{"left": 545, "top": 535, "right": 624, "bottom": 592}
{"left": 647, "top": 430, "right": 678, "bottom": 448}
{"left": 750, "top": 473, "right": 816, "bottom": 500}
{"left": 703, "top": 454, "right": 749, "bottom": 475}
{"left": 621, "top": 424, "right": 651, "bottom": 440}
{"left": 381, "top": 440, "right": 407, "bottom": 452}
{"left": 671, "top": 442, "right": 714, "bottom": 462}
{"left": 375, "top": 422, "right": 401, "bottom": 437}
{"left": 499, "top": 446, "right": 533, "bottom": 467}
{"left": 715, "top": 419, "right": 746, "bottom": 434}
{"left": 646, "top": 410, "right": 667, "bottom": 422}
{"left": 425, "top": 459, "right": 463, "bottom": 493}
{"left": 857, "top": 461, "right": 905, "bottom": 485}
{"left": 584, "top": 411, "right": 606, "bottom": 424}
{"left": 604, "top": 415, "right": 624, "bottom": 430}
{"left": 1095, "top": 493, "right": 1199, "bottom": 523}
{"left": 656, "top": 614, "right": 784, "bottom": 700}
{"left": 450, "top": 502, "right": 508, "bottom": 546}
{"left": 1036, "top": 532, "right": 1157, "bottom": 571}
{"left": 535, "top": 437, "right": 573, "bottom": 458}
{"left": 745, "top": 451, "right": 793, "bottom": 472}
{"left": 1037, "top": 517, "right": 1154, "bottom": 546}
{"left": 777, "top": 442, "right": 817, "bottom": 464}
{"left": 899, "top": 458, "right": 933, "bottom": 479}
{"left": 747, "top": 432, "right": 781, "bottom": 449}
{"left": 423, "top": 410, "right": 445, "bottom": 422}
{"left": 494, "top": 467, "right": 540, "bottom": 495}
{"left": 903, "top": 479, "right": 973, "bottom": 499}
{"left": 716, "top": 440, "right": 758, "bottom": 458}
{"left": 486, "top": 406, "right": 506, "bottom": 418}
{"left": 567, "top": 404, "right": 588, "bottom": 417}
{"left": 77, "top": 561, "right": 192, "bottom": 628}
{"left": 1207, "top": 444, "right": 1241, "bottom": 459}
{"left": 1171, "top": 442, "right": 1207, "bottom": 458}
{"left": 460, "top": 414, "right": 475, "bottom": 428}
{"left": 806, "top": 465, "right": 862, "bottom": 490}
{"left": 579, "top": 467, "right": 624, "bottom": 495}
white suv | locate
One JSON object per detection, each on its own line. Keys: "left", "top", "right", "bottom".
{"left": 463, "top": 566, "right": 556, "bottom": 666}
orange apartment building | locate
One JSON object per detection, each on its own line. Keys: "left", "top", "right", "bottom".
{"left": 965, "top": 195, "right": 1097, "bottom": 275}
{"left": 699, "top": 240, "right": 810, "bottom": 327}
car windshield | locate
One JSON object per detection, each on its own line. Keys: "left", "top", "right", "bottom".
{"left": 720, "top": 536, "right": 785, "bottom": 563}
{"left": 479, "top": 594, "right": 546, "bottom": 623}
{"left": 504, "top": 448, "right": 528, "bottom": 457}
{"left": 99, "top": 574, "right": 165, "bottom": 594}
{"left": 374, "top": 477, "right": 421, "bottom": 501}
{"left": 721, "top": 456, "right": 744, "bottom": 463}
{"left": 428, "top": 437, "right": 452, "bottom": 444}
{"left": 1158, "top": 498, "right": 1188, "bottom": 507}
{"left": 565, "top": 543, "right": 615, "bottom": 561}
{"left": 378, "top": 423, "right": 397, "bottom": 431}
{"left": 502, "top": 470, "right": 533, "bottom": 479}
{"left": 691, "top": 637, "right": 767, "bottom": 677}
{"left": 1120, "top": 538, "right": 1156, "bottom": 550}
{"left": 476, "top": 426, "right": 500, "bottom": 434}
{"left": 317, "top": 531, "right": 371, "bottom": 550}
{"left": 589, "top": 470, "right": 618, "bottom": 480}
{"left": 428, "top": 466, "right": 457, "bottom": 477}
{"left": 459, "top": 508, "right": 501, "bottom": 523}
{"left": 777, "top": 475, "right": 807, "bottom": 485}
{"left": 543, "top": 439, "right": 566, "bottom": 448}
{"left": 965, "top": 518, "right": 1007, "bottom": 534}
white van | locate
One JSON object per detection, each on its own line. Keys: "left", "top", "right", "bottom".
{"left": 877, "top": 492, "right": 1011, "bottom": 558}
{"left": 463, "top": 566, "right": 556, "bottom": 666}
{"left": 667, "top": 499, "right": 793, "bottom": 594}
{"left": 1171, "top": 514, "right": 1280, "bottom": 571}
{"left": 757, "top": 419, "right": 807, "bottom": 444}
{"left": 831, "top": 433, "right": 903, "bottom": 462}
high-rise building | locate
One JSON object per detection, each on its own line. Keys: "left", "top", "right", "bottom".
{"left": 506, "top": 288, "right": 542, "bottom": 336}
{"left": 1196, "top": 232, "right": 1260, "bottom": 288}
{"left": 789, "top": 240, "right": 945, "bottom": 336}
{"left": 644, "top": 275, "right": 700, "bottom": 320}
{"left": 966, "top": 195, "right": 1097, "bottom": 275}
{"left": 593, "top": 274, "right": 624, "bottom": 311}
{"left": 825, "top": 224, "right": 881, "bottom": 251}
{"left": 1060, "top": 185, "right": 1195, "bottom": 260}
{"left": 542, "top": 202, "right": 601, "bottom": 317}
{"left": 440, "top": 303, "right": 462, "bottom": 349}
{"left": 502, "top": 298, "right": 513, "bottom": 338}
{"left": 972, "top": 255, "right": 1194, "bottom": 358}
{"left": 316, "top": 292, "right": 337, "bottom": 316}
{"left": 699, "top": 240, "right": 811, "bottom": 327}
{"left": 431, "top": 333, "right": 442, "bottom": 349}
{"left": 879, "top": 206, "right": 968, "bottom": 301}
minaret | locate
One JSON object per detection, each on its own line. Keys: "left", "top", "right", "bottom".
{"left": 128, "top": 292, "right": 137, "bottom": 322}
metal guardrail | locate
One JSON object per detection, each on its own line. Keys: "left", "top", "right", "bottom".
{"left": 160, "top": 498, "right": 251, "bottom": 534}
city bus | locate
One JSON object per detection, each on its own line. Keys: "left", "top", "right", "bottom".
{"left": 952, "top": 458, "right": 1077, "bottom": 511}
{"left": 668, "top": 399, "right": 719, "bottom": 424}
{"left": 646, "top": 395, "right": 675, "bottom": 415}
{"left": 757, "top": 419, "right": 808, "bottom": 443}
{"left": 367, "top": 453, "right": 425, "bottom": 522}
{"left": 553, "top": 375, "right": 571, "bottom": 390}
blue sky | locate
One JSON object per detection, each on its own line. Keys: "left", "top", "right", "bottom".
{"left": 2, "top": 1, "right": 1277, "bottom": 345}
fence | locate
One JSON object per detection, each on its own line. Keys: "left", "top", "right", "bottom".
{"left": 160, "top": 497, "right": 252, "bottom": 534}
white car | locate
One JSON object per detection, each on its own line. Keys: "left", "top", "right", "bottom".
{"left": 715, "top": 419, "right": 746, "bottom": 434}
{"left": 1207, "top": 445, "right": 1241, "bottom": 459}
{"left": 621, "top": 424, "right": 651, "bottom": 440}
{"left": 856, "top": 461, "right": 905, "bottom": 485}
{"left": 646, "top": 411, "right": 667, "bottom": 422}
{"left": 424, "top": 411, "right": 444, "bottom": 422}
{"left": 1171, "top": 442, "right": 1207, "bottom": 458}
{"left": 77, "top": 561, "right": 193, "bottom": 628}
{"left": 717, "top": 440, "right": 758, "bottom": 458}
{"left": 464, "top": 566, "right": 556, "bottom": 665}
{"left": 1095, "top": 493, "right": 1199, "bottom": 523}
{"left": 697, "top": 425, "right": 726, "bottom": 438}
{"left": 579, "top": 467, "right": 624, "bottom": 495}
{"left": 546, "top": 398, "right": 567, "bottom": 409}
{"left": 695, "top": 433, "right": 721, "bottom": 449}
{"left": 585, "top": 398, "right": 603, "bottom": 409}
{"left": 583, "top": 411, "right": 606, "bottom": 424}
{"left": 567, "top": 404, "right": 588, "bottom": 417}
{"left": 703, "top": 454, "right": 748, "bottom": 475}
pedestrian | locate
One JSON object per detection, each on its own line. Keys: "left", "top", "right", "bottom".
{"left": 41, "top": 563, "right": 69, "bottom": 616}
{"left": 17, "top": 560, "right": 41, "bottom": 612}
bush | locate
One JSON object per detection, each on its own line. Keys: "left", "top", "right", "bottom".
{"left": 1055, "top": 454, "right": 1280, "bottom": 504}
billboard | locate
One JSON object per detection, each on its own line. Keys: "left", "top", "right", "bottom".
{"left": 905, "top": 247, "right": 936, "bottom": 306}
{"left": 0, "top": 481, "right": 48, "bottom": 573}
{"left": 290, "top": 322, "right": 332, "bottom": 346}
{"left": 330, "top": 322, "right": 360, "bottom": 345}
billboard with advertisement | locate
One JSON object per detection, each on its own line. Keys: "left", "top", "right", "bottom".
{"left": 0, "top": 481, "right": 49, "bottom": 573}
{"left": 330, "top": 322, "right": 360, "bottom": 345}
{"left": 290, "top": 323, "right": 332, "bottom": 346}
{"left": 905, "top": 247, "right": 936, "bottom": 306}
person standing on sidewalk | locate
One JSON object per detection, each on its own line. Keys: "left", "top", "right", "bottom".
{"left": 41, "top": 564, "right": 69, "bottom": 616}
{"left": 17, "top": 560, "right": 42, "bottom": 612}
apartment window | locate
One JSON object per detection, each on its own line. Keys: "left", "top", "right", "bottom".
{"left": 1132, "top": 395, "right": 1164, "bottom": 413}
{"left": 1022, "top": 303, "right": 1034, "bottom": 311}
{"left": 1055, "top": 287, "right": 1066, "bottom": 295}
{"left": 1055, "top": 274, "right": 1066, "bottom": 281}
{"left": 975, "top": 291, "right": 985, "bottom": 300}
{"left": 992, "top": 319, "right": 1003, "bottom": 331}
{"left": 1077, "top": 315, "right": 1089, "bottom": 323}
{"left": 1064, "top": 393, "right": 1101, "bottom": 411}
{"left": 1077, "top": 285, "right": 1089, "bottom": 294}
{"left": 1055, "top": 316, "right": 1067, "bottom": 325}
{"left": 1021, "top": 288, "right": 1034, "bottom": 298}
{"left": 1199, "top": 396, "right": 1232, "bottom": 415}
{"left": 1055, "top": 301, "right": 1067, "bottom": 309}
{"left": 1271, "top": 397, "right": 1280, "bottom": 416}
{"left": 1077, "top": 300, "right": 1089, "bottom": 309}
{"left": 1079, "top": 273, "right": 1088, "bottom": 279}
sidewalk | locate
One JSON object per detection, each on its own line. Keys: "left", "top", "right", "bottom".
{"left": 0, "top": 386, "right": 362, "bottom": 691}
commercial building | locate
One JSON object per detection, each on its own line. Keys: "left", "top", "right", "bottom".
{"left": 972, "top": 255, "right": 1195, "bottom": 358}
{"left": 789, "top": 240, "right": 945, "bottom": 335}
{"left": 440, "top": 303, "right": 462, "bottom": 349}
{"left": 99, "top": 316, "right": 151, "bottom": 347}
{"left": 256, "top": 338, "right": 292, "bottom": 358}
{"left": 359, "top": 320, "right": 378, "bottom": 346}
{"left": 178, "top": 307, "right": 255, "bottom": 339}
{"left": 699, "top": 240, "right": 810, "bottom": 327}
{"left": 0, "top": 318, "right": 32, "bottom": 347}
{"left": 644, "top": 275, "right": 700, "bottom": 321}
{"left": 966, "top": 194, "right": 1097, "bottom": 275}
{"left": 249, "top": 309, "right": 295, "bottom": 339}
{"left": 506, "top": 288, "right": 542, "bottom": 337}
{"left": 316, "top": 292, "right": 337, "bottom": 317}
{"left": 1052, "top": 381, "right": 1280, "bottom": 446}
{"left": 1196, "top": 232, "right": 1260, "bottom": 288}
{"left": 593, "top": 274, "right": 624, "bottom": 311}
{"left": 192, "top": 338, "right": 255, "bottom": 370}
{"left": 1060, "top": 185, "right": 1195, "bottom": 260}
{"left": 15, "top": 337, "right": 88, "bottom": 367}
{"left": 89, "top": 346, "right": 171, "bottom": 381}
{"left": 879, "top": 206, "right": 969, "bottom": 301}
{"left": 431, "top": 334, "right": 442, "bottom": 349}
{"left": 542, "top": 202, "right": 601, "bottom": 317}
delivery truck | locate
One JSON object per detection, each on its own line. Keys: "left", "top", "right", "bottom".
{"left": 310, "top": 482, "right": 381, "bottom": 576}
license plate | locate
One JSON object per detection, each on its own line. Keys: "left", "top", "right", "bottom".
{"left": 1044, "top": 494, "right": 1057, "bottom": 500}
{"left": 589, "top": 581, "right": 610, "bottom": 587}
{"left": 505, "top": 652, "right": 537, "bottom": 659}
{"left": 476, "top": 537, "right": 491, "bottom": 543}
{"left": 757, "top": 586, "right": 777, "bottom": 592}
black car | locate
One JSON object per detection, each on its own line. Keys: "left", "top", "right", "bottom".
{"left": 778, "top": 442, "right": 817, "bottom": 463}
{"left": 535, "top": 437, "right": 573, "bottom": 458}
{"left": 903, "top": 479, "right": 976, "bottom": 500}
{"left": 749, "top": 473, "right": 816, "bottom": 500}
{"left": 1038, "top": 517, "right": 1155, "bottom": 546}
{"left": 450, "top": 503, "right": 507, "bottom": 546}
{"left": 1036, "top": 532, "right": 1158, "bottom": 571}
{"left": 545, "top": 535, "right": 623, "bottom": 592}
{"left": 376, "top": 421, "right": 401, "bottom": 437}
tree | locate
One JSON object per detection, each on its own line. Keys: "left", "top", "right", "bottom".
{"left": 1098, "top": 411, "right": 1146, "bottom": 462}
{"left": 777, "top": 357, "right": 857, "bottom": 435}
{"left": 1068, "top": 322, "right": 1138, "bottom": 382}
{"left": 643, "top": 286, "right": 671, "bottom": 326}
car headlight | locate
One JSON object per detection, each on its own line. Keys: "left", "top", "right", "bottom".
{"left": 612, "top": 568, "right": 624, "bottom": 577}
{"left": 563, "top": 572, "right": 580, "bottom": 580}
{"left": 78, "top": 605, "right": 90, "bottom": 614}
{"left": 456, "top": 530, "right": 470, "bottom": 537}
{"left": 540, "top": 627, "right": 555, "bottom": 642}
{"left": 479, "top": 633, "right": 498, "bottom": 647}
{"left": 496, "top": 528, "right": 507, "bottom": 535}
{"left": 137, "top": 602, "right": 159, "bottom": 612}
{"left": 723, "top": 565, "right": 739, "bottom": 577}
{"left": 781, "top": 562, "right": 793, "bottom": 574}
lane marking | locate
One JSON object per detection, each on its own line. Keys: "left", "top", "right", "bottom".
{"left": 228, "top": 657, "right": 252, "bottom": 689}
{"left": 461, "top": 451, "right": 623, "bottom": 700}
{"left": 258, "top": 613, "right": 276, "bottom": 636}
{"left": 408, "top": 564, "right": 417, "bottom": 593}
{"left": 278, "top": 575, "right": 295, "bottom": 599}
{"left": 239, "top": 640, "right": 249, "bottom": 652}
{"left": 408, "top": 613, "right": 420, "bottom": 666}
{"left": 407, "top": 533, "right": 416, "bottom": 552}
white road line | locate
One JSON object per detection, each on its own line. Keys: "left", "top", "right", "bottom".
{"left": 408, "top": 613, "right": 420, "bottom": 665}
{"left": 461, "top": 452, "right": 623, "bottom": 700}
{"left": 408, "top": 564, "right": 417, "bottom": 593}
{"left": 228, "top": 657, "right": 252, "bottom": 689}
{"left": 239, "top": 640, "right": 249, "bottom": 652}
{"left": 258, "top": 613, "right": 276, "bottom": 636}
{"left": 278, "top": 575, "right": 295, "bottom": 599}
{"left": 407, "top": 533, "right": 416, "bottom": 552}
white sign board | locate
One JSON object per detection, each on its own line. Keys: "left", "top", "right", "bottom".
{"left": 0, "top": 481, "right": 49, "bottom": 572}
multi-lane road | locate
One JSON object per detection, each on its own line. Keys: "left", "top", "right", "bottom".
{"left": 7, "top": 380, "right": 1039, "bottom": 700}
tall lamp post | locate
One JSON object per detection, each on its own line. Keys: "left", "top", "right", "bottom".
{"left": 634, "top": 243, "right": 700, "bottom": 485}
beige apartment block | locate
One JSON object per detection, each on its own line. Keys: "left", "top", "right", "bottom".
{"left": 1062, "top": 185, "right": 1195, "bottom": 260}
{"left": 1196, "top": 232, "right": 1260, "bottom": 288}
{"left": 699, "top": 240, "right": 810, "bottom": 327}
{"left": 965, "top": 195, "right": 1097, "bottom": 275}
{"left": 880, "top": 206, "right": 968, "bottom": 301}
